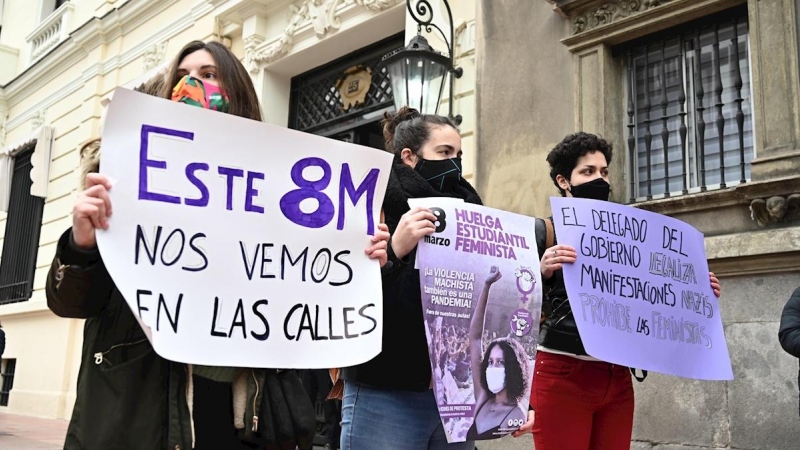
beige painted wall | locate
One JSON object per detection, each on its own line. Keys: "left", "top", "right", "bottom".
{"left": 0, "top": 0, "right": 218, "bottom": 419}
{"left": 0, "top": 0, "right": 478, "bottom": 420}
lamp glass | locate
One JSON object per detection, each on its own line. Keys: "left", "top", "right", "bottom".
{"left": 386, "top": 54, "right": 448, "bottom": 115}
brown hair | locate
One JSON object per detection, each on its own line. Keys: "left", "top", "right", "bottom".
{"left": 159, "top": 40, "right": 262, "bottom": 122}
{"left": 381, "top": 106, "right": 457, "bottom": 157}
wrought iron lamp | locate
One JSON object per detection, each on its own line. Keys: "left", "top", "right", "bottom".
{"left": 381, "top": 0, "right": 463, "bottom": 124}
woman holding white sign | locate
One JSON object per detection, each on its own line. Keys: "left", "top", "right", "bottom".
{"left": 46, "top": 41, "right": 391, "bottom": 450}
{"left": 338, "top": 108, "right": 534, "bottom": 449}
{"left": 530, "top": 132, "right": 722, "bottom": 450}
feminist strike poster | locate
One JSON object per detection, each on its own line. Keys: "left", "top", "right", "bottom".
{"left": 551, "top": 197, "right": 733, "bottom": 380}
{"left": 97, "top": 88, "right": 393, "bottom": 368}
{"left": 410, "top": 198, "right": 541, "bottom": 442}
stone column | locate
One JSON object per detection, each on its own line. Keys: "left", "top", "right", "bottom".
{"left": 572, "top": 43, "right": 627, "bottom": 202}
{"left": 747, "top": 0, "right": 800, "bottom": 180}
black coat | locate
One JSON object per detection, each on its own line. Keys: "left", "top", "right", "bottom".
{"left": 535, "top": 218, "right": 588, "bottom": 356}
{"left": 46, "top": 229, "right": 315, "bottom": 450}
{"left": 0, "top": 327, "right": 5, "bottom": 359}
{"left": 779, "top": 288, "right": 800, "bottom": 357}
{"left": 778, "top": 287, "right": 800, "bottom": 415}
{"left": 47, "top": 229, "right": 192, "bottom": 450}
{"left": 341, "top": 161, "right": 481, "bottom": 391}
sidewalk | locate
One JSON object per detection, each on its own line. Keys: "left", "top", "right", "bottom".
{"left": 0, "top": 413, "right": 68, "bottom": 450}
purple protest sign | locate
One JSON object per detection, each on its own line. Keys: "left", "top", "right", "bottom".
{"left": 409, "top": 198, "right": 542, "bottom": 443}
{"left": 550, "top": 197, "right": 733, "bottom": 380}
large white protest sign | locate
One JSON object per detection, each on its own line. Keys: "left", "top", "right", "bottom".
{"left": 97, "top": 88, "right": 392, "bottom": 368}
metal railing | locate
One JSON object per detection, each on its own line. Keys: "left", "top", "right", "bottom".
{"left": 623, "top": 9, "right": 752, "bottom": 202}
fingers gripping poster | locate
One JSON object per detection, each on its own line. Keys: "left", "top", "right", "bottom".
{"left": 410, "top": 198, "right": 542, "bottom": 443}
{"left": 97, "top": 89, "right": 393, "bottom": 368}
{"left": 551, "top": 197, "right": 733, "bottom": 380}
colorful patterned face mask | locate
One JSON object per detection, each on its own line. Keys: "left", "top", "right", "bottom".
{"left": 171, "top": 75, "right": 230, "bottom": 113}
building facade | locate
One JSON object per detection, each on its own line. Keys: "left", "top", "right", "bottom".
{"left": 477, "top": 1, "right": 800, "bottom": 449}
{"left": 2, "top": 1, "right": 799, "bottom": 449}
{"left": 0, "top": 0, "right": 477, "bottom": 421}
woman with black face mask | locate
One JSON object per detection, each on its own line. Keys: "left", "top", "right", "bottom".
{"left": 338, "top": 107, "right": 534, "bottom": 449}
{"left": 529, "top": 132, "right": 722, "bottom": 450}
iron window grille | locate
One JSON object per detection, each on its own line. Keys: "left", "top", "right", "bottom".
{"left": 0, "top": 358, "right": 15, "bottom": 406}
{"left": 622, "top": 7, "right": 753, "bottom": 202}
{"left": 289, "top": 34, "right": 403, "bottom": 134}
{"left": 0, "top": 147, "right": 45, "bottom": 305}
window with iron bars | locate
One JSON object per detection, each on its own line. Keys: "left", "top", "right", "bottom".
{"left": 0, "top": 147, "right": 45, "bottom": 305}
{"left": 623, "top": 8, "right": 753, "bottom": 202}
{"left": 0, "top": 358, "right": 15, "bottom": 406}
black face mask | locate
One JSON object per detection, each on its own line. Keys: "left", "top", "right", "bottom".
{"left": 415, "top": 157, "right": 463, "bottom": 192}
{"left": 569, "top": 177, "right": 611, "bottom": 201}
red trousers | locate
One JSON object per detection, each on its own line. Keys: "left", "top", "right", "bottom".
{"left": 530, "top": 351, "right": 635, "bottom": 450}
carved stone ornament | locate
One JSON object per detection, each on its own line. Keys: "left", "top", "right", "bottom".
{"left": 143, "top": 42, "right": 168, "bottom": 72}
{"left": 31, "top": 109, "right": 47, "bottom": 130}
{"left": 353, "top": 0, "right": 398, "bottom": 11}
{"left": 572, "top": 0, "right": 675, "bottom": 34}
{"left": 245, "top": 0, "right": 402, "bottom": 73}
{"left": 749, "top": 194, "right": 800, "bottom": 227}
{"left": 336, "top": 65, "right": 373, "bottom": 111}
{"left": 0, "top": 114, "right": 7, "bottom": 148}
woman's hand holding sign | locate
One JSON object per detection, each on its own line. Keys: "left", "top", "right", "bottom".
{"left": 540, "top": 244, "right": 577, "bottom": 280}
{"left": 709, "top": 272, "right": 721, "bottom": 298}
{"left": 391, "top": 206, "right": 438, "bottom": 260}
{"left": 512, "top": 410, "right": 535, "bottom": 438}
{"left": 72, "top": 173, "right": 113, "bottom": 250}
{"left": 365, "top": 224, "right": 391, "bottom": 268}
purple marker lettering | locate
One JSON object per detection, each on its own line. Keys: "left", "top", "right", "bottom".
{"left": 279, "top": 157, "right": 335, "bottom": 228}
{"left": 139, "top": 125, "right": 194, "bottom": 203}
{"left": 185, "top": 162, "right": 210, "bottom": 207}
{"left": 218, "top": 166, "right": 245, "bottom": 211}
{"left": 338, "top": 164, "right": 379, "bottom": 235}
{"left": 245, "top": 171, "right": 265, "bottom": 214}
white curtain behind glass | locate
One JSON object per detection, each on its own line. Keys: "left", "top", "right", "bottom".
{"left": 631, "top": 19, "right": 753, "bottom": 198}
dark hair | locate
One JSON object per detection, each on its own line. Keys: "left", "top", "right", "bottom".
{"left": 479, "top": 338, "right": 528, "bottom": 403}
{"left": 160, "top": 40, "right": 262, "bottom": 122}
{"left": 381, "top": 106, "right": 457, "bottom": 157}
{"left": 546, "top": 132, "right": 613, "bottom": 196}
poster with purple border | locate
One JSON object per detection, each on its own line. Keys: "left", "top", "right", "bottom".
{"left": 409, "top": 198, "right": 542, "bottom": 443}
{"left": 550, "top": 196, "right": 733, "bottom": 380}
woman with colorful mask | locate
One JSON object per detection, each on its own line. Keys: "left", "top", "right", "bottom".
{"left": 529, "top": 132, "right": 722, "bottom": 450}
{"left": 338, "top": 107, "right": 534, "bottom": 450}
{"left": 46, "top": 40, "right": 391, "bottom": 450}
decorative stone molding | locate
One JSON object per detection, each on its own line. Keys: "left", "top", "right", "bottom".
{"left": 31, "top": 109, "right": 47, "bottom": 130}
{"left": 0, "top": 114, "right": 7, "bottom": 148}
{"left": 571, "top": 0, "right": 675, "bottom": 34}
{"left": 143, "top": 42, "right": 167, "bottom": 71}
{"left": 244, "top": 0, "right": 402, "bottom": 73}
{"left": 749, "top": 194, "right": 800, "bottom": 227}
{"left": 353, "top": 0, "right": 398, "bottom": 11}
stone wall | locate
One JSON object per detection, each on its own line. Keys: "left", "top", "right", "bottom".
{"left": 475, "top": 1, "right": 800, "bottom": 449}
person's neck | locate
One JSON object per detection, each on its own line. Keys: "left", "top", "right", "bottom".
{"left": 493, "top": 390, "right": 511, "bottom": 406}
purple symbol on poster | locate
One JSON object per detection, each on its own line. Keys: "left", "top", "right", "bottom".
{"left": 510, "top": 309, "right": 533, "bottom": 336}
{"left": 515, "top": 267, "right": 536, "bottom": 304}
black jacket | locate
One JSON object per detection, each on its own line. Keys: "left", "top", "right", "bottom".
{"left": 778, "top": 287, "right": 800, "bottom": 415}
{"left": 535, "top": 218, "right": 588, "bottom": 356}
{"left": 779, "top": 288, "right": 800, "bottom": 358}
{"left": 47, "top": 229, "right": 192, "bottom": 450}
{"left": 47, "top": 229, "right": 315, "bottom": 450}
{"left": 0, "top": 327, "right": 5, "bottom": 359}
{"left": 341, "top": 161, "right": 481, "bottom": 391}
